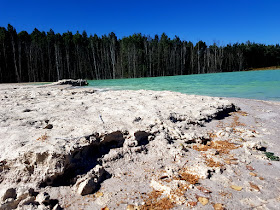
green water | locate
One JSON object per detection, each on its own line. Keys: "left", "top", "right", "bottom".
{"left": 88, "top": 70, "right": 280, "bottom": 101}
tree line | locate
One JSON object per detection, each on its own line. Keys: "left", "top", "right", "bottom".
{"left": 1, "top": 24, "right": 280, "bottom": 83}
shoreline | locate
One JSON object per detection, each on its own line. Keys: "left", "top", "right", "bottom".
{"left": 246, "top": 66, "right": 280, "bottom": 71}
{"left": 5, "top": 81, "right": 280, "bottom": 102}
{"left": 0, "top": 84, "right": 279, "bottom": 209}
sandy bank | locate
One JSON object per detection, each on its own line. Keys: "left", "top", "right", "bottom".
{"left": 0, "top": 84, "right": 279, "bottom": 209}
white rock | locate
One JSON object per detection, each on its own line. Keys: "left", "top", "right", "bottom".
{"left": 75, "top": 165, "right": 105, "bottom": 196}
{"left": 124, "top": 138, "right": 138, "bottom": 148}
{"left": 35, "top": 192, "right": 50, "bottom": 205}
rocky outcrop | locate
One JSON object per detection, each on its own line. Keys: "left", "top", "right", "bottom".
{"left": 52, "top": 79, "right": 88, "bottom": 86}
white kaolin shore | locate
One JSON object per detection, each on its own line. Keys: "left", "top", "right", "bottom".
{"left": 0, "top": 82, "right": 279, "bottom": 209}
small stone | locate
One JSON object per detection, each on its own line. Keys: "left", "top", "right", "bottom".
{"left": 249, "top": 172, "right": 257, "bottom": 177}
{"left": 75, "top": 165, "right": 105, "bottom": 196}
{"left": 44, "top": 124, "right": 53, "bottom": 129}
{"left": 259, "top": 176, "right": 265, "bottom": 180}
{"left": 2, "top": 188, "right": 17, "bottom": 201}
{"left": 231, "top": 185, "right": 243, "bottom": 191}
{"left": 213, "top": 203, "right": 224, "bottom": 210}
{"left": 77, "top": 179, "right": 97, "bottom": 196}
{"left": 133, "top": 117, "right": 142, "bottom": 122}
{"left": 198, "top": 197, "right": 209, "bottom": 205}
{"left": 101, "top": 207, "right": 109, "bottom": 210}
{"left": 246, "top": 165, "right": 254, "bottom": 171}
{"left": 35, "top": 192, "right": 50, "bottom": 205}
{"left": 249, "top": 182, "right": 260, "bottom": 191}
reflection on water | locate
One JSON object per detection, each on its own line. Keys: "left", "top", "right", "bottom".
{"left": 88, "top": 70, "right": 280, "bottom": 101}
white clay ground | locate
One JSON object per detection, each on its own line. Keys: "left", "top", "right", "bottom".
{"left": 0, "top": 84, "right": 279, "bottom": 210}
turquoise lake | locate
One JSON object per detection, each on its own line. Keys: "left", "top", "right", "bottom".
{"left": 88, "top": 70, "right": 280, "bottom": 101}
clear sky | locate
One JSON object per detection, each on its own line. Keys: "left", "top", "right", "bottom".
{"left": 0, "top": 0, "right": 279, "bottom": 45}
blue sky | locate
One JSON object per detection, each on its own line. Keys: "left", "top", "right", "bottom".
{"left": 0, "top": 0, "right": 279, "bottom": 45}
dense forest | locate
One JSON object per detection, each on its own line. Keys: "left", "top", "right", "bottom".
{"left": 0, "top": 24, "right": 280, "bottom": 83}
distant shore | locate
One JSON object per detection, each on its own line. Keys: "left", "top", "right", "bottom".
{"left": 246, "top": 65, "right": 280, "bottom": 71}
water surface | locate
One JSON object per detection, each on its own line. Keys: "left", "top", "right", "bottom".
{"left": 88, "top": 70, "right": 280, "bottom": 101}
